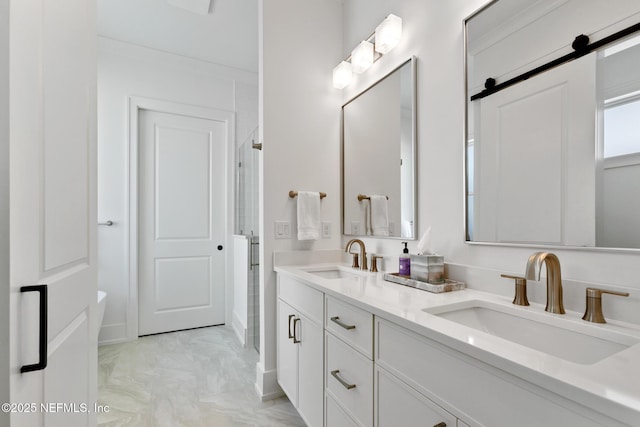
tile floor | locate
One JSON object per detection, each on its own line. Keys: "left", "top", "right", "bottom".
{"left": 98, "top": 326, "right": 305, "bottom": 426}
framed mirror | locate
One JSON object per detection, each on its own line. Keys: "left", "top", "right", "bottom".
{"left": 465, "top": 0, "right": 640, "bottom": 250}
{"left": 342, "top": 57, "right": 417, "bottom": 239}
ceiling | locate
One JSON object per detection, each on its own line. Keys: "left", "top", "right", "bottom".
{"left": 97, "top": 0, "right": 259, "bottom": 73}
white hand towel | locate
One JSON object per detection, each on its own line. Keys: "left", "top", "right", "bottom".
{"left": 296, "top": 191, "right": 321, "bottom": 240}
{"left": 370, "top": 195, "right": 389, "bottom": 236}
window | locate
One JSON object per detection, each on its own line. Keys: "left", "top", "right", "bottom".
{"left": 604, "top": 95, "right": 640, "bottom": 158}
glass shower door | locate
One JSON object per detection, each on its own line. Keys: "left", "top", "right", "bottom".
{"left": 235, "top": 127, "right": 261, "bottom": 352}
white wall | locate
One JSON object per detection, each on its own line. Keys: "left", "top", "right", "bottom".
{"left": 97, "top": 37, "right": 258, "bottom": 343}
{"left": 257, "top": 0, "right": 343, "bottom": 399}
{"left": 0, "top": 0, "right": 9, "bottom": 420}
{"left": 338, "top": 0, "right": 640, "bottom": 324}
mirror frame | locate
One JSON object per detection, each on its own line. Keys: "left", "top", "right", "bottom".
{"left": 463, "top": 1, "right": 640, "bottom": 253}
{"left": 341, "top": 56, "right": 418, "bottom": 240}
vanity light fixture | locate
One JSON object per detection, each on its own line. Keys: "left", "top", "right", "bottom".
{"left": 375, "top": 14, "right": 403, "bottom": 54}
{"left": 332, "top": 13, "right": 403, "bottom": 89}
{"left": 351, "top": 40, "right": 374, "bottom": 73}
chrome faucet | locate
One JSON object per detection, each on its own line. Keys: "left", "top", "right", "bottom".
{"left": 524, "top": 252, "right": 565, "bottom": 314}
{"left": 345, "top": 239, "right": 367, "bottom": 271}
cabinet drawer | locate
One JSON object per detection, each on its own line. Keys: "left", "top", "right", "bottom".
{"left": 375, "top": 366, "right": 456, "bottom": 427}
{"left": 326, "top": 394, "right": 359, "bottom": 427}
{"left": 326, "top": 296, "right": 373, "bottom": 358}
{"left": 326, "top": 332, "right": 373, "bottom": 427}
{"left": 278, "top": 275, "right": 323, "bottom": 323}
{"left": 375, "top": 318, "right": 607, "bottom": 427}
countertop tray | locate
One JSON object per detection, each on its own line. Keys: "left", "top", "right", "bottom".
{"left": 383, "top": 273, "right": 465, "bottom": 293}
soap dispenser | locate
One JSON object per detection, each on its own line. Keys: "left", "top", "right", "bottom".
{"left": 399, "top": 242, "right": 410, "bottom": 276}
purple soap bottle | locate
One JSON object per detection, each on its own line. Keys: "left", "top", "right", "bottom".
{"left": 399, "top": 242, "right": 410, "bottom": 276}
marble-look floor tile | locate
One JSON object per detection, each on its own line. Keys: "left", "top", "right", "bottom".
{"left": 98, "top": 326, "right": 304, "bottom": 426}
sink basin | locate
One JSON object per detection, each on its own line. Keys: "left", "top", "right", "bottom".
{"left": 303, "top": 266, "right": 363, "bottom": 280}
{"left": 424, "top": 300, "right": 639, "bottom": 364}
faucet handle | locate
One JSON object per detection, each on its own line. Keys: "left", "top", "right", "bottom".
{"left": 501, "top": 274, "right": 530, "bottom": 306}
{"left": 582, "top": 287, "right": 629, "bottom": 323}
{"left": 371, "top": 255, "right": 383, "bottom": 273}
{"left": 349, "top": 253, "right": 360, "bottom": 269}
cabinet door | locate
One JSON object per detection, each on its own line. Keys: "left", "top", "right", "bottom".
{"left": 297, "top": 313, "right": 324, "bottom": 427}
{"left": 375, "top": 367, "right": 456, "bottom": 427}
{"left": 277, "top": 299, "right": 298, "bottom": 406}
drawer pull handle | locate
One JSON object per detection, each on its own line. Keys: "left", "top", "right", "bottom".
{"left": 292, "top": 318, "right": 301, "bottom": 343}
{"left": 331, "top": 370, "right": 356, "bottom": 390}
{"left": 287, "top": 314, "right": 295, "bottom": 340}
{"left": 433, "top": 423, "right": 446, "bottom": 427}
{"left": 330, "top": 316, "right": 356, "bottom": 330}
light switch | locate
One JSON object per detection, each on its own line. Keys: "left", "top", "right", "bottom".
{"left": 322, "top": 222, "right": 331, "bottom": 238}
{"left": 275, "top": 221, "right": 291, "bottom": 239}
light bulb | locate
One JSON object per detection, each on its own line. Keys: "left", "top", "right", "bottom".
{"left": 375, "top": 14, "right": 402, "bottom": 54}
{"left": 351, "top": 40, "right": 374, "bottom": 73}
{"left": 333, "top": 61, "right": 353, "bottom": 89}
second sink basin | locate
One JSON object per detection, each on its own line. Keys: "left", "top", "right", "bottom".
{"left": 302, "top": 266, "right": 364, "bottom": 280}
{"left": 424, "top": 300, "right": 639, "bottom": 364}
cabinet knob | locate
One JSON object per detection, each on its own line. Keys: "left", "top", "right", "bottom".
{"left": 433, "top": 423, "right": 446, "bottom": 427}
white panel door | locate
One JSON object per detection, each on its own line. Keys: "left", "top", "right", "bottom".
{"left": 9, "top": 0, "right": 97, "bottom": 425}
{"left": 138, "top": 109, "right": 227, "bottom": 335}
{"left": 475, "top": 53, "right": 596, "bottom": 245}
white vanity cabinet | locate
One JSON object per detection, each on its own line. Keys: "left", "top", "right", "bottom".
{"left": 274, "top": 266, "right": 633, "bottom": 427}
{"left": 276, "top": 275, "right": 324, "bottom": 427}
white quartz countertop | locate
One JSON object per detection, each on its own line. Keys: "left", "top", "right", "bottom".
{"left": 274, "top": 260, "right": 640, "bottom": 425}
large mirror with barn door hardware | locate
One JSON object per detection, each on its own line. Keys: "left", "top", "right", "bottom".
{"left": 465, "top": 0, "right": 640, "bottom": 250}
{"left": 342, "top": 57, "right": 417, "bottom": 239}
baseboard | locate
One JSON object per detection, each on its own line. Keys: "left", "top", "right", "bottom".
{"left": 98, "top": 322, "right": 128, "bottom": 346}
{"left": 254, "top": 362, "right": 283, "bottom": 401}
{"left": 231, "top": 311, "right": 247, "bottom": 347}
